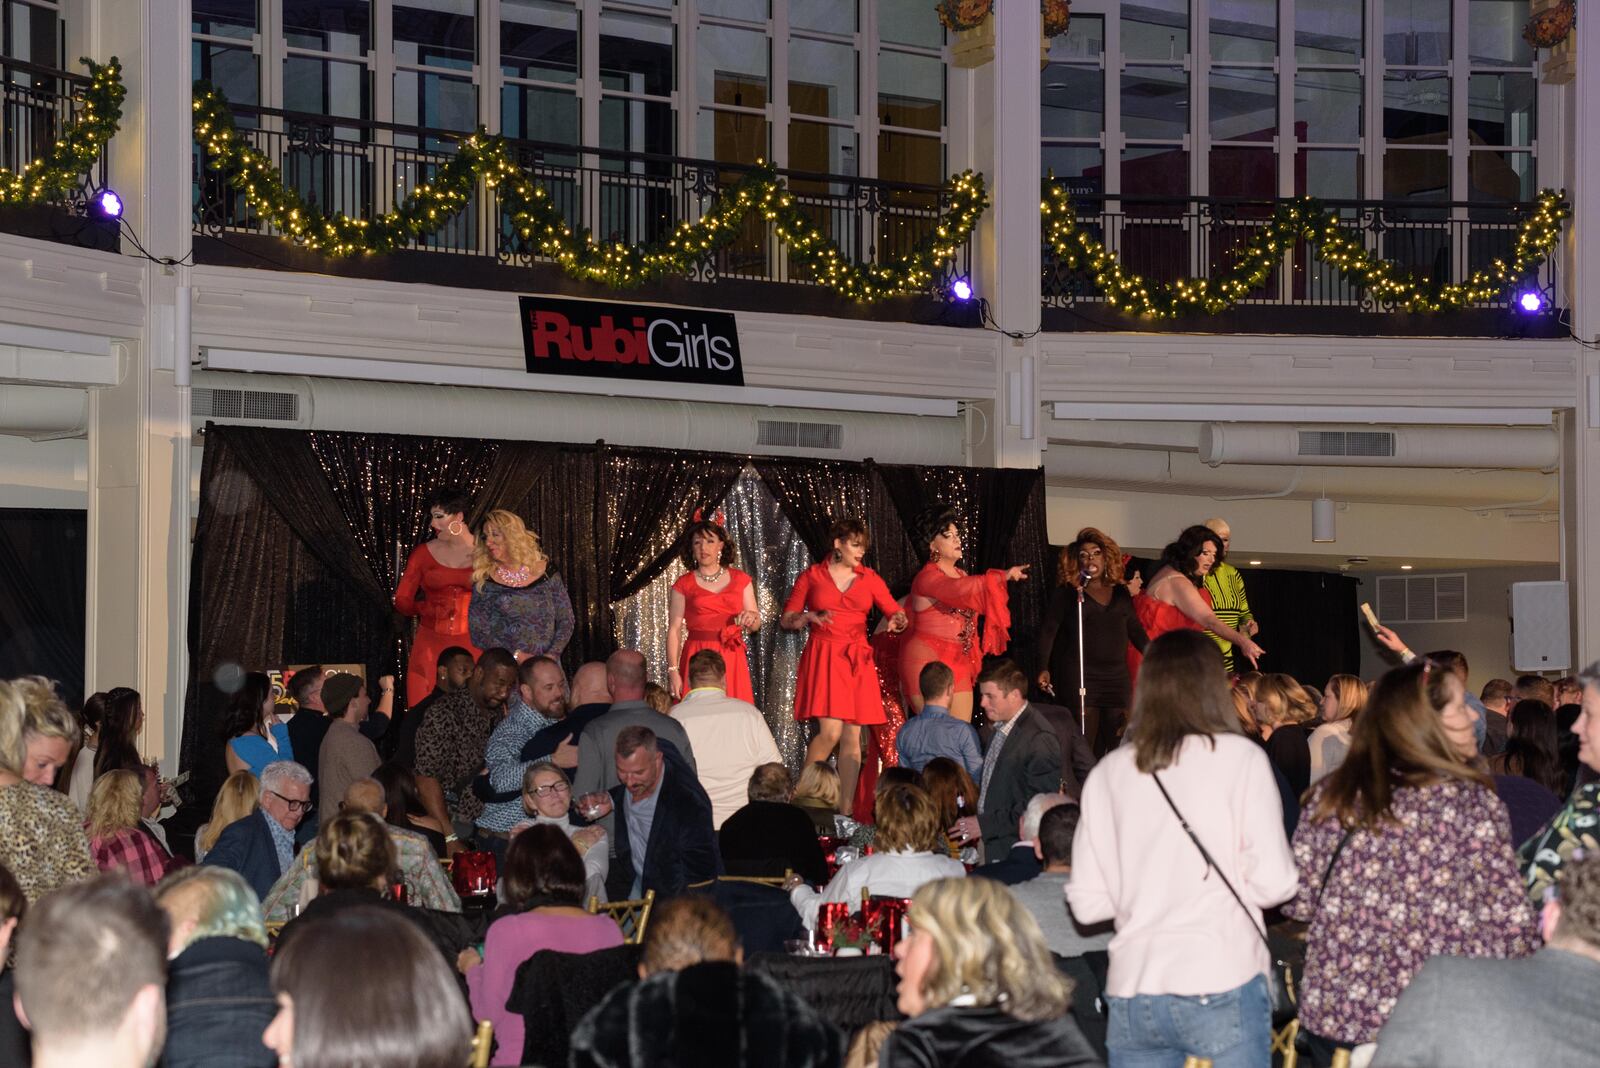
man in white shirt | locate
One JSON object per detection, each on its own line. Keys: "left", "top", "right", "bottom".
{"left": 670, "top": 650, "right": 782, "bottom": 829}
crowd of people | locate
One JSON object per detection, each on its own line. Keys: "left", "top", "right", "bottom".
{"left": 2, "top": 494, "right": 1598, "bottom": 1068}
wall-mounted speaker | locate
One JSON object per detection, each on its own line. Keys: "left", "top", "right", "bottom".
{"left": 1509, "top": 581, "right": 1570, "bottom": 673}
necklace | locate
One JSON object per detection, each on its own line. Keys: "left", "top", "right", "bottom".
{"left": 495, "top": 563, "right": 531, "bottom": 585}
{"left": 696, "top": 566, "right": 726, "bottom": 584}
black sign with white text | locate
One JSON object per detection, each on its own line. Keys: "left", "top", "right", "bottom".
{"left": 519, "top": 296, "right": 745, "bottom": 387}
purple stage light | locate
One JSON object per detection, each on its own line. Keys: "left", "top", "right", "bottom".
{"left": 1516, "top": 291, "right": 1543, "bottom": 313}
{"left": 950, "top": 277, "right": 973, "bottom": 302}
{"left": 94, "top": 189, "right": 124, "bottom": 219}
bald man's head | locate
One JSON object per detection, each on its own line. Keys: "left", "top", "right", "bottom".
{"left": 606, "top": 650, "right": 648, "bottom": 702}
{"left": 341, "top": 778, "right": 387, "bottom": 817}
{"left": 1203, "top": 517, "right": 1231, "bottom": 540}
{"left": 571, "top": 662, "right": 611, "bottom": 707}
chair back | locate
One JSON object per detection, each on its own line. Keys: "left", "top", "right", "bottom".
{"left": 716, "top": 871, "right": 790, "bottom": 887}
{"left": 467, "top": 1019, "right": 493, "bottom": 1068}
{"left": 588, "top": 889, "right": 656, "bottom": 944}
{"left": 1270, "top": 1018, "right": 1299, "bottom": 1068}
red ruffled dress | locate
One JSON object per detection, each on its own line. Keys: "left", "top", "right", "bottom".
{"left": 673, "top": 568, "right": 755, "bottom": 703}
{"left": 784, "top": 564, "right": 902, "bottom": 724}
{"left": 394, "top": 543, "right": 480, "bottom": 707}
{"left": 1128, "top": 586, "right": 1209, "bottom": 679}
{"left": 897, "top": 563, "right": 1013, "bottom": 699}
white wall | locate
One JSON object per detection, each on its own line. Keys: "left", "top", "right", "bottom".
{"left": 0, "top": 436, "right": 87, "bottom": 508}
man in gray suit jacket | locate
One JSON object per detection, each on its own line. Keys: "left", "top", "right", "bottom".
{"left": 573, "top": 650, "right": 697, "bottom": 837}
{"left": 1371, "top": 850, "right": 1600, "bottom": 1067}
{"left": 948, "top": 660, "right": 1063, "bottom": 858}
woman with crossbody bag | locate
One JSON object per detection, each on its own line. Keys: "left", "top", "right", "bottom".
{"left": 1068, "top": 630, "right": 1298, "bottom": 1068}
{"left": 1284, "top": 659, "right": 1537, "bottom": 1066}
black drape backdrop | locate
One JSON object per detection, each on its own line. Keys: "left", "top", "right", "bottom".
{"left": 1236, "top": 568, "right": 1362, "bottom": 684}
{"left": 182, "top": 426, "right": 1051, "bottom": 796}
{"left": 0, "top": 508, "right": 87, "bottom": 708}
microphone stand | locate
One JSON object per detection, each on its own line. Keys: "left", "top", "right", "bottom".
{"left": 1076, "top": 582, "right": 1088, "bottom": 736}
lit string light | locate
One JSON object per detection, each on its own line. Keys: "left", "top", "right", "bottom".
{"left": 192, "top": 82, "right": 989, "bottom": 302}
{"left": 0, "top": 58, "right": 125, "bottom": 206}
{"left": 1041, "top": 180, "right": 1572, "bottom": 318}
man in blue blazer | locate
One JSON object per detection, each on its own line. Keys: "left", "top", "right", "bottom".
{"left": 203, "top": 761, "right": 317, "bottom": 902}
{"left": 593, "top": 726, "right": 719, "bottom": 901}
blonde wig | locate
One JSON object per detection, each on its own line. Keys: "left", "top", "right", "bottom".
{"left": 905, "top": 877, "right": 1073, "bottom": 1022}
{"left": 1322, "top": 674, "right": 1369, "bottom": 724}
{"left": 86, "top": 769, "right": 144, "bottom": 840}
{"left": 472, "top": 509, "right": 549, "bottom": 589}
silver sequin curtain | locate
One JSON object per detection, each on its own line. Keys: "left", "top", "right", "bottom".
{"left": 614, "top": 465, "right": 814, "bottom": 769}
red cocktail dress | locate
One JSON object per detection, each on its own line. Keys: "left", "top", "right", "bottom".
{"left": 394, "top": 543, "right": 479, "bottom": 706}
{"left": 897, "top": 562, "right": 1013, "bottom": 700}
{"left": 1128, "top": 585, "right": 1210, "bottom": 679}
{"left": 853, "top": 629, "right": 909, "bottom": 822}
{"left": 672, "top": 568, "right": 755, "bottom": 703}
{"left": 784, "top": 564, "right": 902, "bottom": 724}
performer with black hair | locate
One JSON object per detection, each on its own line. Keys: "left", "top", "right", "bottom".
{"left": 1134, "top": 524, "right": 1264, "bottom": 672}
{"left": 666, "top": 511, "right": 761, "bottom": 701}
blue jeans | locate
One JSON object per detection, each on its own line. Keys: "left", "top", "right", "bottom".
{"left": 1106, "top": 973, "right": 1271, "bottom": 1068}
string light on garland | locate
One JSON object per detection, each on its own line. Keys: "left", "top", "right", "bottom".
{"left": 1042, "top": 180, "right": 1572, "bottom": 317}
{"left": 0, "top": 58, "right": 125, "bottom": 206}
{"left": 193, "top": 82, "right": 988, "bottom": 302}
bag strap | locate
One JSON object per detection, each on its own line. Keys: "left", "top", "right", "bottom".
{"left": 1315, "top": 829, "right": 1353, "bottom": 907}
{"left": 1151, "top": 771, "right": 1269, "bottom": 948}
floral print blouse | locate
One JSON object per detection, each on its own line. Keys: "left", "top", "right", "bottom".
{"left": 1518, "top": 781, "right": 1600, "bottom": 908}
{"left": 468, "top": 570, "right": 575, "bottom": 658}
{"left": 1284, "top": 778, "right": 1538, "bottom": 1045}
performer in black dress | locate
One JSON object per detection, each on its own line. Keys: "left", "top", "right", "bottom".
{"left": 1036, "top": 527, "right": 1149, "bottom": 758}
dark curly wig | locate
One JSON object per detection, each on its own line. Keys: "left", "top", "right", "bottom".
{"left": 912, "top": 502, "right": 962, "bottom": 562}
{"left": 1158, "top": 525, "right": 1223, "bottom": 588}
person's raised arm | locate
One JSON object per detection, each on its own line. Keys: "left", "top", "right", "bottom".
{"left": 868, "top": 572, "right": 908, "bottom": 633}
{"left": 666, "top": 586, "right": 688, "bottom": 698}
{"left": 1169, "top": 579, "right": 1264, "bottom": 666}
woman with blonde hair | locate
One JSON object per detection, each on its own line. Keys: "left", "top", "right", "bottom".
{"left": 882, "top": 876, "right": 1100, "bottom": 1067}
{"left": 1309, "top": 674, "right": 1367, "bottom": 785}
{"left": 0, "top": 678, "right": 94, "bottom": 903}
{"left": 786, "top": 783, "right": 964, "bottom": 929}
{"left": 791, "top": 760, "right": 841, "bottom": 834}
{"left": 468, "top": 508, "right": 575, "bottom": 662}
{"left": 12, "top": 677, "right": 80, "bottom": 789}
{"left": 86, "top": 768, "right": 177, "bottom": 886}
{"left": 195, "top": 769, "right": 262, "bottom": 861}
{"left": 1253, "top": 673, "right": 1317, "bottom": 797}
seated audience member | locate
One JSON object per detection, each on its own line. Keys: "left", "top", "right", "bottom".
{"left": 1479, "top": 678, "right": 1514, "bottom": 756}
{"left": 1369, "top": 630, "right": 1493, "bottom": 749}
{"left": 1371, "top": 850, "right": 1600, "bottom": 1068}
{"left": 14, "top": 876, "right": 171, "bottom": 1068}
{"left": 516, "top": 660, "right": 614, "bottom": 770}
{"left": 316, "top": 672, "right": 383, "bottom": 820}
{"left": 460, "top": 825, "right": 624, "bottom": 1066}
{"left": 880, "top": 877, "right": 1101, "bottom": 1068}
{"left": 643, "top": 682, "right": 673, "bottom": 716}
{"left": 896, "top": 662, "right": 983, "bottom": 780}
{"left": 512, "top": 762, "right": 609, "bottom": 903}
{"left": 670, "top": 650, "right": 783, "bottom": 829}
{"left": 588, "top": 726, "right": 719, "bottom": 900}
{"left": 0, "top": 862, "right": 27, "bottom": 1067}
{"left": 1554, "top": 675, "right": 1583, "bottom": 709}
{"left": 202, "top": 760, "right": 316, "bottom": 902}
{"left": 13, "top": 677, "right": 78, "bottom": 789}
{"left": 1520, "top": 661, "right": 1600, "bottom": 905}
{"left": 261, "top": 778, "right": 460, "bottom": 924}
{"left": 1288, "top": 659, "right": 1536, "bottom": 1066}
{"left": 970, "top": 792, "right": 1068, "bottom": 886}
{"left": 386, "top": 646, "right": 474, "bottom": 769}
{"left": 718, "top": 763, "right": 829, "bottom": 886}
{"left": 1557, "top": 701, "right": 1584, "bottom": 796}
{"left": 87, "top": 768, "right": 179, "bottom": 886}
{"left": 1490, "top": 699, "right": 1565, "bottom": 843}
{"left": 1008, "top": 803, "right": 1112, "bottom": 959}
{"left": 791, "top": 761, "right": 842, "bottom": 834}
{"left": 374, "top": 763, "right": 450, "bottom": 855}
{"left": 473, "top": 656, "right": 572, "bottom": 849}
{"left": 948, "top": 661, "right": 1064, "bottom": 860}
{"left": 920, "top": 757, "right": 979, "bottom": 844}
{"left": 222, "top": 672, "right": 293, "bottom": 781}
{"left": 274, "top": 811, "right": 420, "bottom": 954}
{"left": 1517, "top": 673, "right": 1557, "bottom": 708}
{"left": 415, "top": 647, "right": 518, "bottom": 849}
{"left": 0, "top": 679, "right": 95, "bottom": 903}
{"left": 195, "top": 769, "right": 261, "bottom": 863}
{"left": 787, "top": 783, "right": 965, "bottom": 930}
{"left": 1253, "top": 673, "right": 1317, "bottom": 798}
{"left": 263, "top": 906, "right": 473, "bottom": 1068}
{"left": 570, "top": 896, "right": 844, "bottom": 1068}
{"left": 1309, "top": 674, "right": 1367, "bottom": 785}
{"left": 155, "top": 866, "right": 276, "bottom": 1068}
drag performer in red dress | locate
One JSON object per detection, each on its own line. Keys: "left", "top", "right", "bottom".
{"left": 667, "top": 513, "right": 761, "bottom": 702}
{"left": 394, "top": 486, "right": 481, "bottom": 706}
{"left": 852, "top": 620, "right": 909, "bottom": 822}
{"left": 781, "top": 518, "right": 907, "bottom": 814}
{"left": 898, "top": 504, "right": 1031, "bottom": 723}
{"left": 1132, "top": 524, "right": 1264, "bottom": 677}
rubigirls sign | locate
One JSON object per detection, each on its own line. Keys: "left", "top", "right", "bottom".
{"left": 519, "top": 296, "right": 745, "bottom": 387}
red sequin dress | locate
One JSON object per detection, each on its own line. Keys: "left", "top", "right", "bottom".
{"left": 784, "top": 564, "right": 902, "bottom": 724}
{"left": 853, "top": 629, "right": 909, "bottom": 822}
{"left": 394, "top": 543, "right": 479, "bottom": 707}
{"left": 897, "top": 562, "right": 1013, "bottom": 700}
{"left": 672, "top": 568, "right": 755, "bottom": 703}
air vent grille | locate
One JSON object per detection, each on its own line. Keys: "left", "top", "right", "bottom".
{"left": 1376, "top": 572, "right": 1468, "bottom": 624}
{"left": 1298, "top": 430, "right": 1396, "bottom": 458}
{"left": 193, "top": 387, "right": 299, "bottom": 422}
{"left": 756, "top": 419, "right": 843, "bottom": 451}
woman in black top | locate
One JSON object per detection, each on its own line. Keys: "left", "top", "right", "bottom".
{"left": 1036, "top": 528, "right": 1149, "bottom": 757}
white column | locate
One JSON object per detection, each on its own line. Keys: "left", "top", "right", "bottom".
{"left": 85, "top": 1, "right": 193, "bottom": 768}
{"left": 966, "top": 6, "right": 1043, "bottom": 469}
{"left": 1565, "top": 8, "right": 1600, "bottom": 665}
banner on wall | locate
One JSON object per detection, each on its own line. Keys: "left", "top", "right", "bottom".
{"left": 270, "top": 664, "right": 367, "bottom": 710}
{"left": 518, "top": 295, "right": 745, "bottom": 387}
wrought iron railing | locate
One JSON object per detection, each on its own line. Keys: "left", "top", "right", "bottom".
{"left": 0, "top": 57, "right": 108, "bottom": 217}
{"left": 193, "top": 103, "right": 970, "bottom": 295}
{"left": 1042, "top": 196, "right": 1559, "bottom": 316}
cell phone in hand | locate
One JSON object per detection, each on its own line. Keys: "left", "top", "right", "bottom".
{"left": 1360, "top": 602, "right": 1381, "bottom": 631}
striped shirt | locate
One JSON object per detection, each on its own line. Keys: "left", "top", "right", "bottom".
{"left": 1202, "top": 562, "right": 1253, "bottom": 670}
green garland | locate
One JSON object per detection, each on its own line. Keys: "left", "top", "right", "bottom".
{"left": 192, "top": 82, "right": 988, "bottom": 302}
{"left": 1043, "top": 180, "right": 1572, "bottom": 316}
{"left": 0, "top": 58, "right": 125, "bottom": 205}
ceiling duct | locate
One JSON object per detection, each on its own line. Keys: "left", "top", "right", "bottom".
{"left": 0, "top": 385, "right": 88, "bottom": 440}
{"left": 1199, "top": 422, "right": 1559, "bottom": 471}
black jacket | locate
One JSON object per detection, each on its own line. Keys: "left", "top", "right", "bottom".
{"left": 880, "top": 1005, "right": 1103, "bottom": 1068}
{"left": 976, "top": 706, "right": 1063, "bottom": 856}
{"left": 718, "top": 800, "right": 829, "bottom": 886}
{"left": 969, "top": 842, "right": 1042, "bottom": 887}
{"left": 1028, "top": 702, "right": 1099, "bottom": 800}
{"left": 607, "top": 753, "right": 721, "bottom": 900}
{"left": 160, "top": 937, "right": 277, "bottom": 1068}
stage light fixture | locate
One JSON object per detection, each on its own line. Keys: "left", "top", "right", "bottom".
{"left": 92, "top": 189, "right": 124, "bottom": 219}
{"left": 1516, "top": 290, "right": 1544, "bottom": 313}
{"left": 1312, "top": 497, "right": 1337, "bottom": 543}
{"left": 949, "top": 277, "right": 973, "bottom": 302}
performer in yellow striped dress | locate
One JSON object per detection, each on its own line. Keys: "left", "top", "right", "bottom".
{"left": 1202, "top": 518, "right": 1257, "bottom": 673}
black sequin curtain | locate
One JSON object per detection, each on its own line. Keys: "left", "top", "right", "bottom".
{"left": 751, "top": 458, "right": 871, "bottom": 562}
{"left": 503, "top": 445, "right": 606, "bottom": 674}
{"left": 0, "top": 508, "right": 87, "bottom": 708}
{"left": 603, "top": 448, "right": 745, "bottom": 601}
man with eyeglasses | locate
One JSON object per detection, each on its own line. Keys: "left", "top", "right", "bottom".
{"left": 202, "top": 761, "right": 316, "bottom": 902}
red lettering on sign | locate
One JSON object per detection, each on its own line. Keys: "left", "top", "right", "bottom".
{"left": 529, "top": 311, "right": 573, "bottom": 359}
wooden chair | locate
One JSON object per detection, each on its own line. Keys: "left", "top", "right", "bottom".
{"left": 1181, "top": 1059, "right": 1214, "bottom": 1068}
{"left": 1329, "top": 1051, "right": 1351, "bottom": 1068}
{"left": 467, "top": 1019, "right": 493, "bottom": 1068}
{"left": 264, "top": 920, "right": 286, "bottom": 942}
{"left": 588, "top": 889, "right": 656, "bottom": 945}
{"left": 1270, "top": 1018, "right": 1299, "bottom": 1068}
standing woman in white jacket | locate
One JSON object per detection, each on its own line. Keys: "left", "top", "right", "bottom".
{"left": 1068, "top": 629, "right": 1299, "bottom": 1068}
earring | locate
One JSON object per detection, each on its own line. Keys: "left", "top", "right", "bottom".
{"left": 928, "top": 546, "right": 940, "bottom": 563}
{"left": 832, "top": 548, "right": 842, "bottom": 563}
{"left": 448, "top": 520, "right": 463, "bottom": 536}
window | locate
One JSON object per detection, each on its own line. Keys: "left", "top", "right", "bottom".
{"left": 2, "top": 0, "right": 61, "bottom": 67}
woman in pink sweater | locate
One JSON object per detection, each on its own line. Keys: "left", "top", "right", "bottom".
{"left": 458, "top": 825, "right": 623, "bottom": 1066}
{"left": 1068, "top": 629, "right": 1298, "bottom": 1068}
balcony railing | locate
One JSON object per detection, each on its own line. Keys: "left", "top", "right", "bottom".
{"left": 1042, "top": 196, "right": 1561, "bottom": 335}
{"left": 192, "top": 103, "right": 970, "bottom": 307}
{"left": 0, "top": 57, "right": 113, "bottom": 244}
